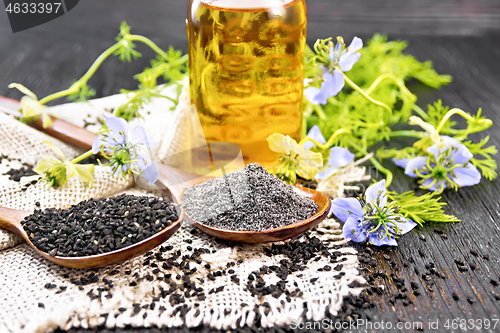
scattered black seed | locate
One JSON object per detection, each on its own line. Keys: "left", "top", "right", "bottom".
{"left": 4, "top": 164, "right": 37, "bottom": 181}
{"left": 467, "top": 298, "right": 476, "bottom": 304}
{"left": 21, "top": 194, "right": 178, "bottom": 257}
{"left": 491, "top": 279, "right": 499, "bottom": 286}
{"left": 38, "top": 302, "right": 45, "bottom": 308}
{"left": 434, "top": 228, "right": 445, "bottom": 235}
{"left": 452, "top": 292, "right": 460, "bottom": 301}
{"left": 419, "top": 234, "right": 426, "bottom": 241}
{"left": 470, "top": 249, "right": 479, "bottom": 256}
{"left": 483, "top": 254, "right": 490, "bottom": 261}
{"left": 182, "top": 164, "right": 318, "bottom": 231}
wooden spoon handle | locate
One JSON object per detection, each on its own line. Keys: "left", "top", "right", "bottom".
{"left": 31, "top": 116, "right": 96, "bottom": 151}
{"left": 0, "top": 96, "right": 96, "bottom": 151}
{"left": 0, "top": 207, "right": 31, "bottom": 236}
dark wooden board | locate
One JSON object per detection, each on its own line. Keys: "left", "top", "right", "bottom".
{"left": 1, "top": 1, "right": 500, "bottom": 332}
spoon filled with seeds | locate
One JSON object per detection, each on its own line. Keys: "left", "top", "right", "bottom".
{"left": 0, "top": 193, "right": 183, "bottom": 269}
{"left": 180, "top": 163, "right": 331, "bottom": 243}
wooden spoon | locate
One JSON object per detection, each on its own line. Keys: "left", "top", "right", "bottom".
{"left": 0, "top": 191, "right": 183, "bottom": 269}
{"left": 182, "top": 182, "right": 331, "bottom": 244}
{"left": 160, "top": 165, "right": 332, "bottom": 244}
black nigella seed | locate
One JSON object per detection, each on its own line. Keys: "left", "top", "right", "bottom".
{"left": 467, "top": 298, "right": 476, "bottom": 304}
{"left": 452, "top": 292, "right": 460, "bottom": 301}
{"left": 38, "top": 302, "right": 45, "bottom": 308}
{"left": 181, "top": 164, "right": 318, "bottom": 231}
{"left": 483, "top": 255, "right": 490, "bottom": 261}
{"left": 470, "top": 249, "right": 479, "bottom": 256}
{"left": 434, "top": 228, "right": 445, "bottom": 235}
{"left": 21, "top": 194, "right": 178, "bottom": 258}
{"left": 491, "top": 279, "right": 499, "bottom": 286}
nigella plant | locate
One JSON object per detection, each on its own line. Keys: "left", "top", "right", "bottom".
{"left": 35, "top": 141, "right": 95, "bottom": 187}
{"left": 304, "top": 37, "right": 363, "bottom": 105}
{"left": 267, "top": 133, "right": 323, "bottom": 185}
{"left": 303, "top": 125, "right": 355, "bottom": 180}
{"left": 93, "top": 116, "right": 160, "bottom": 185}
{"left": 331, "top": 180, "right": 417, "bottom": 246}
{"left": 395, "top": 136, "right": 481, "bottom": 192}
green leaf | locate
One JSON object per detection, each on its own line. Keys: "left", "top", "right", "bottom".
{"left": 114, "top": 21, "right": 142, "bottom": 62}
{"left": 464, "top": 137, "right": 498, "bottom": 180}
{"left": 388, "top": 190, "right": 460, "bottom": 226}
{"left": 67, "top": 83, "right": 96, "bottom": 102}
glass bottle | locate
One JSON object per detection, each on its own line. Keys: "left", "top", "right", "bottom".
{"left": 187, "top": 0, "right": 307, "bottom": 165}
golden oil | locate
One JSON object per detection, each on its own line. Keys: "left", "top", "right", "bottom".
{"left": 187, "top": 0, "right": 307, "bottom": 165}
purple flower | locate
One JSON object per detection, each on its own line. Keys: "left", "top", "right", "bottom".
{"left": 304, "top": 37, "right": 363, "bottom": 105}
{"left": 402, "top": 136, "right": 481, "bottom": 192}
{"left": 302, "top": 125, "right": 355, "bottom": 180}
{"left": 331, "top": 180, "right": 417, "bottom": 246}
{"left": 93, "top": 116, "right": 160, "bottom": 185}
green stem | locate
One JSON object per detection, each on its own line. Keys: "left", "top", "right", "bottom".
{"left": 299, "top": 128, "right": 351, "bottom": 151}
{"left": 71, "top": 150, "right": 94, "bottom": 164}
{"left": 348, "top": 139, "right": 393, "bottom": 188}
{"left": 343, "top": 74, "right": 393, "bottom": 123}
{"left": 389, "top": 130, "right": 425, "bottom": 139}
{"left": 435, "top": 108, "right": 492, "bottom": 133}
{"left": 39, "top": 35, "right": 188, "bottom": 106}
{"left": 40, "top": 43, "right": 123, "bottom": 105}
{"left": 366, "top": 73, "right": 416, "bottom": 102}
{"left": 412, "top": 104, "right": 430, "bottom": 121}
{"left": 158, "top": 94, "right": 178, "bottom": 104}
{"left": 313, "top": 105, "right": 326, "bottom": 120}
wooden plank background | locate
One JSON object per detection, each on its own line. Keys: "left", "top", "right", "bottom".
{"left": 1, "top": 1, "right": 500, "bottom": 332}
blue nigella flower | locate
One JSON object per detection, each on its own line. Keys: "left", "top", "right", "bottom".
{"left": 302, "top": 125, "right": 355, "bottom": 180}
{"left": 304, "top": 37, "right": 363, "bottom": 105}
{"left": 93, "top": 116, "right": 160, "bottom": 185}
{"left": 395, "top": 136, "right": 481, "bottom": 192}
{"left": 331, "top": 180, "right": 417, "bottom": 246}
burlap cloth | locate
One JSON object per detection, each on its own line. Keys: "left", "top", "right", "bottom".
{"left": 0, "top": 82, "right": 365, "bottom": 333}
